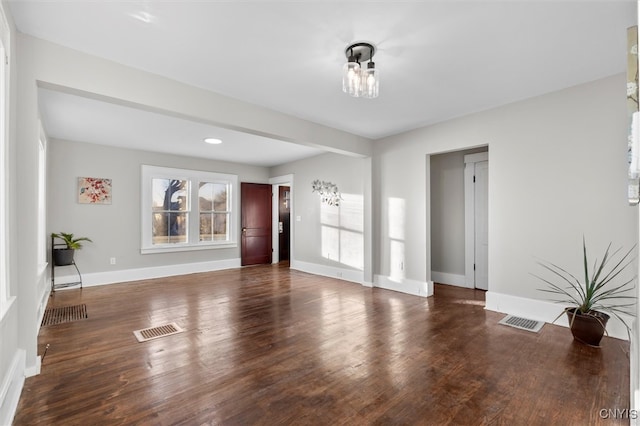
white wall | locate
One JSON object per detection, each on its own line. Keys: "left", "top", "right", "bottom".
{"left": 48, "top": 139, "right": 269, "bottom": 278}
{"left": 270, "top": 152, "right": 369, "bottom": 283}
{"left": 375, "top": 74, "right": 637, "bottom": 336}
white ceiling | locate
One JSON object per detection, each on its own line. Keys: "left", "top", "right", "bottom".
{"left": 8, "top": 1, "right": 638, "bottom": 166}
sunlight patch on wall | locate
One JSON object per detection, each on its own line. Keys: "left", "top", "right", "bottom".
{"left": 389, "top": 240, "right": 405, "bottom": 281}
{"left": 321, "top": 225, "right": 340, "bottom": 262}
{"left": 388, "top": 198, "right": 405, "bottom": 240}
{"left": 340, "top": 229, "right": 364, "bottom": 270}
{"left": 321, "top": 200, "right": 339, "bottom": 227}
{"left": 320, "top": 193, "right": 364, "bottom": 270}
{"left": 388, "top": 197, "right": 406, "bottom": 281}
{"left": 340, "top": 194, "right": 364, "bottom": 232}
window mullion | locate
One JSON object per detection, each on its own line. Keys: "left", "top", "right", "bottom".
{"left": 189, "top": 179, "right": 198, "bottom": 244}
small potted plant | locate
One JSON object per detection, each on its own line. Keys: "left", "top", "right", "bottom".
{"left": 533, "top": 238, "right": 636, "bottom": 347}
{"left": 51, "top": 232, "right": 92, "bottom": 266}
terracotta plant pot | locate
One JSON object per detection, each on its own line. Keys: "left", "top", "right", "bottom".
{"left": 566, "top": 307, "right": 609, "bottom": 347}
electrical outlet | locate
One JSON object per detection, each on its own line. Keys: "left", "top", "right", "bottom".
{"left": 110, "top": 257, "right": 116, "bottom": 265}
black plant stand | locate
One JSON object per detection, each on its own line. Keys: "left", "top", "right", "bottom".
{"left": 51, "top": 236, "right": 83, "bottom": 293}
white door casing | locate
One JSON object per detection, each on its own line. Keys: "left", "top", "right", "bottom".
{"left": 269, "top": 174, "right": 294, "bottom": 265}
{"left": 464, "top": 152, "right": 489, "bottom": 290}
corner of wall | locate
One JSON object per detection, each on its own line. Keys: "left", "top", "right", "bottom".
{"left": 0, "top": 349, "right": 25, "bottom": 426}
{"left": 374, "top": 274, "right": 433, "bottom": 298}
{"left": 431, "top": 271, "right": 468, "bottom": 288}
{"left": 290, "top": 260, "right": 365, "bottom": 285}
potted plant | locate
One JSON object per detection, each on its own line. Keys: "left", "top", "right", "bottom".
{"left": 533, "top": 238, "right": 636, "bottom": 347}
{"left": 51, "top": 232, "right": 92, "bottom": 266}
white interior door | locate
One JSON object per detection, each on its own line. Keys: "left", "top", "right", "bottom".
{"left": 464, "top": 152, "right": 489, "bottom": 290}
{"left": 474, "top": 161, "right": 489, "bottom": 290}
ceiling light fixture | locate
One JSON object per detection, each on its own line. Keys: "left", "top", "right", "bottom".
{"left": 342, "top": 42, "right": 379, "bottom": 99}
{"left": 204, "top": 138, "right": 222, "bottom": 145}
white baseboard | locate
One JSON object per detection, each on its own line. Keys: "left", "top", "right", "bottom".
{"left": 25, "top": 356, "right": 41, "bottom": 378}
{"left": 289, "top": 260, "right": 432, "bottom": 298}
{"left": 290, "top": 260, "right": 365, "bottom": 285}
{"left": 53, "top": 258, "right": 242, "bottom": 288}
{"left": 486, "top": 291, "right": 632, "bottom": 341}
{"left": 374, "top": 275, "right": 433, "bottom": 298}
{"left": 36, "top": 286, "right": 51, "bottom": 336}
{"left": 431, "top": 271, "right": 469, "bottom": 288}
{"left": 0, "top": 349, "right": 25, "bottom": 426}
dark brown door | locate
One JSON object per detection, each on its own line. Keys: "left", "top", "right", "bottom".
{"left": 278, "top": 186, "right": 290, "bottom": 261}
{"left": 241, "top": 183, "right": 272, "bottom": 266}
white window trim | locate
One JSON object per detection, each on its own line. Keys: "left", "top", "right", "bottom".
{"left": 37, "top": 122, "right": 48, "bottom": 274}
{"left": 140, "top": 165, "right": 238, "bottom": 254}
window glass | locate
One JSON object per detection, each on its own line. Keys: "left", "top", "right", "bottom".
{"left": 199, "top": 182, "right": 229, "bottom": 242}
{"left": 151, "top": 178, "right": 188, "bottom": 245}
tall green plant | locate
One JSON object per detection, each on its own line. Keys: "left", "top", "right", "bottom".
{"left": 533, "top": 238, "right": 637, "bottom": 336}
{"left": 51, "top": 232, "right": 92, "bottom": 250}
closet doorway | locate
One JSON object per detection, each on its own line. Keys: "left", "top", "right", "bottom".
{"left": 430, "top": 147, "right": 488, "bottom": 290}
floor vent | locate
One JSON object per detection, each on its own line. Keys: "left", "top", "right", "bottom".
{"left": 499, "top": 315, "right": 544, "bottom": 333}
{"left": 133, "top": 322, "right": 184, "bottom": 342}
{"left": 42, "top": 304, "right": 88, "bottom": 326}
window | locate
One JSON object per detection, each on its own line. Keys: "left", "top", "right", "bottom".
{"left": 0, "top": 3, "right": 10, "bottom": 319}
{"left": 141, "top": 165, "right": 237, "bottom": 253}
{"left": 198, "top": 182, "right": 230, "bottom": 242}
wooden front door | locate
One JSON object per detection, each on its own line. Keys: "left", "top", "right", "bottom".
{"left": 241, "top": 183, "right": 272, "bottom": 266}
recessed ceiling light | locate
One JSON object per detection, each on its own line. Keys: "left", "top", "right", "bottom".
{"left": 204, "top": 138, "right": 222, "bottom": 145}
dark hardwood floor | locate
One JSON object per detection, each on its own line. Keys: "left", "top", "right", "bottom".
{"left": 14, "top": 265, "right": 630, "bottom": 425}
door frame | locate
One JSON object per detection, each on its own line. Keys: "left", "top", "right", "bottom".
{"left": 269, "top": 174, "right": 294, "bottom": 264}
{"left": 464, "top": 152, "right": 489, "bottom": 289}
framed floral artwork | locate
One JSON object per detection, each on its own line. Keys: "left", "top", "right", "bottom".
{"left": 78, "top": 177, "right": 112, "bottom": 204}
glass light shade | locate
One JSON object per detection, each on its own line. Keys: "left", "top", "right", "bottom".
{"left": 342, "top": 61, "right": 361, "bottom": 97}
{"left": 361, "top": 63, "right": 379, "bottom": 99}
